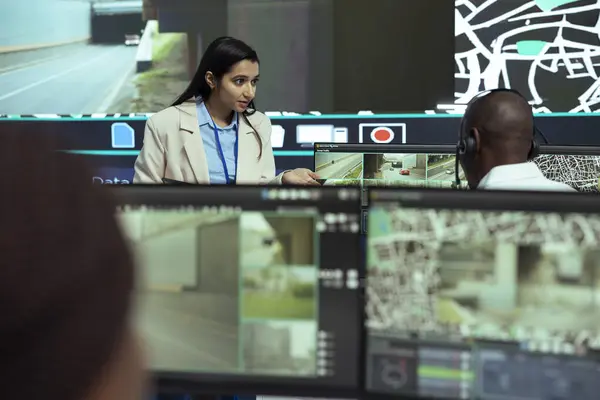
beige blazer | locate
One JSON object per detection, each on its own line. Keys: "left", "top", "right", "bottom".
{"left": 133, "top": 98, "right": 285, "bottom": 184}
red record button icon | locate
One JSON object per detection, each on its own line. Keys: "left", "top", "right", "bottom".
{"left": 370, "top": 127, "right": 395, "bottom": 143}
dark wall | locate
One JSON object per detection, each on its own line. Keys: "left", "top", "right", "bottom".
{"left": 363, "top": 154, "right": 384, "bottom": 178}
{"left": 156, "top": 0, "right": 227, "bottom": 35}
{"left": 332, "top": 0, "right": 455, "bottom": 113}
{"left": 91, "top": 14, "right": 145, "bottom": 43}
{"left": 159, "top": 0, "right": 455, "bottom": 113}
{"left": 307, "top": 0, "right": 335, "bottom": 113}
{"left": 229, "top": 0, "right": 453, "bottom": 114}
{"left": 229, "top": 0, "right": 313, "bottom": 113}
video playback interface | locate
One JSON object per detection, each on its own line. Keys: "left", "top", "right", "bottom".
{"left": 365, "top": 196, "right": 600, "bottom": 399}
{"left": 314, "top": 144, "right": 465, "bottom": 189}
{"left": 114, "top": 186, "right": 362, "bottom": 391}
{"left": 314, "top": 144, "right": 467, "bottom": 234}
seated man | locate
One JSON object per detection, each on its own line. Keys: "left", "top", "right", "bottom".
{"left": 456, "top": 89, "right": 575, "bottom": 191}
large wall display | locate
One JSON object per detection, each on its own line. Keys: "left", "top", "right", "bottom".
{"left": 455, "top": 0, "right": 600, "bottom": 113}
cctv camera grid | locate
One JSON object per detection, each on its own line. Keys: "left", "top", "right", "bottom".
{"left": 314, "top": 151, "right": 600, "bottom": 192}
{"left": 366, "top": 206, "right": 600, "bottom": 350}
{"left": 119, "top": 207, "right": 321, "bottom": 376}
{"left": 314, "top": 151, "right": 465, "bottom": 189}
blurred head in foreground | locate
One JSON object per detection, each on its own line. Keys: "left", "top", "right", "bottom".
{"left": 0, "top": 132, "right": 146, "bottom": 400}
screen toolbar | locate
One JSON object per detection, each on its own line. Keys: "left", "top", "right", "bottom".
{"left": 3, "top": 115, "right": 600, "bottom": 185}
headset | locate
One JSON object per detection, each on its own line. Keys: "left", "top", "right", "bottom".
{"left": 455, "top": 88, "right": 548, "bottom": 188}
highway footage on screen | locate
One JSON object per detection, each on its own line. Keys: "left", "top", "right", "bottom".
{"left": 117, "top": 208, "right": 319, "bottom": 376}
{"left": 367, "top": 206, "right": 600, "bottom": 347}
{"left": 315, "top": 152, "right": 465, "bottom": 188}
{"left": 3, "top": 1, "right": 368, "bottom": 115}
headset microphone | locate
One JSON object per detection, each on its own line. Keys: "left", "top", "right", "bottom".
{"left": 454, "top": 143, "right": 462, "bottom": 189}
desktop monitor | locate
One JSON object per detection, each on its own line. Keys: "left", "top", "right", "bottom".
{"left": 537, "top": 146, "right": 600, "bottom": 192}
{"left": 313, "top": 144, "right": 464, "bottom": 189}
{"left": 365, "top": 188, "right": 600, "bottom": 399}
{"left": 111, "top": 185, "right": 362, "bottom": 397}
{"left": 314, "top": 144, "right": 466, "bottom": 234}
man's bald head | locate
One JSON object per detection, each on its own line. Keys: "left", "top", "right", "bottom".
{"left": 462, "top": 90, "right": 534, "bottom": 153}
{"left": 458, "top": 89, "right": 536, "bottom": 188}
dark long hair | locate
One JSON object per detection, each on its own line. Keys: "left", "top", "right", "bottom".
{"left": 173, "top": 36, "right": 263, "bottom": 158}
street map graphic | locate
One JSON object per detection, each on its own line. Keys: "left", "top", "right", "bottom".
{"left": 535, "top": 154, "right": 600, "bottom": 191}
{"left": 455, "top": 0, "right": 600, "bottom": 112}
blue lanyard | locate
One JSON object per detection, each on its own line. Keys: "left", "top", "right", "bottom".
{"left": 209, "top": 114, "right": 239, "bottom": 185}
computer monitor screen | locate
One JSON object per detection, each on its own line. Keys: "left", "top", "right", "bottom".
{"left": 536, "top": 146, "right": 600, "bottom": 192}
{"left": 314, "top": 144, "right": 464, "bottom": 189}
{"left": 315, "top": 144, "right": 466, "bottom": 235}
{"left": 112, "top": 186, "right": 362, "bottom": 396}
{"left": 365, "top": 188, "right": 600, "bottom": 399}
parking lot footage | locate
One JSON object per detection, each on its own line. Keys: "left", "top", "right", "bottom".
{"left": 437, "top": 242, "right": 600, "bottom": 333}
{"left": 118, "top": 208, "right": 319, "bottom": 375}
{"left": 118, "top": 209, "right": 242, "bottom": 373}
{"left": 243, "top": 320, "right": 317, "bottom": 376}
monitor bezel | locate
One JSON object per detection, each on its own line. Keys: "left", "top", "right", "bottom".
{"left": 364, "top": 186, "right": 600, "bottom": 400}
{"left": 367, "top": 186, "right": 600, "bottom": 213}
{"left": 155, "top": 375, "right": 361, "bottom": 398}
{"left": 539, "top": 145, "right": 600, "bottom": 156}
{"left": 110, "top": 184, "right": 365, "bottom": 398}
{"left": 110, "top": 184, "right": 363, "bottom": 206}
{"left": 314, "top": 143, "right": 456, "bottom": 153}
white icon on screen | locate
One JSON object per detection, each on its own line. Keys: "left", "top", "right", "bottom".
{"left": 358, "top": 122, "right": 406, "bottom": 144}
{"left": 333, "top": 127, "right": 348, "bottom": 142}
{"left": 296, "top": 125, "right": 348, "bottom": 147}
{"left": 271, "top": 124, "right": 285, "bottom": 148}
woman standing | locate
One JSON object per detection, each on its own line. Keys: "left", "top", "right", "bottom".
{"left": 134, "top": 36, "right": 319, "bottom": 185}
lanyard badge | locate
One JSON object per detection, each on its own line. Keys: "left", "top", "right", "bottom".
{"left": 211, "top": 115, "right": 239, "bottom": 185}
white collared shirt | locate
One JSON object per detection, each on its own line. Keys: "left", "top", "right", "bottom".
{"left": 477, "top": 162, "right": 576, "bottom": 191}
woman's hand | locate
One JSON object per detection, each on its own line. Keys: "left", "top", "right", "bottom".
{"left": 282, "top": 168, "right": 321, "bottom": 185}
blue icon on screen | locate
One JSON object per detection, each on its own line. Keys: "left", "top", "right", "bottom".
{"left": 111, "top": 122, "right": 135, "bottom": 148}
